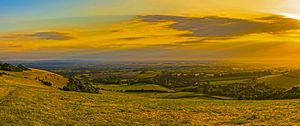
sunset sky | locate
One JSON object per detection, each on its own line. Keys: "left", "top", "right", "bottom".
{"left": 1, "top": 0, "right": 300, "bottom": 64}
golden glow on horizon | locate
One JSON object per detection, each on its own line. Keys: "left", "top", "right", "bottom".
{"left": 279, "top": 13, "right": 300, "bottom": 20}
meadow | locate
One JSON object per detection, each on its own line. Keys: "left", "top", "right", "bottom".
{"left": 1, "top": 67, "right": 300, "bottom": 125}
{"left": 98, "top": 83, "right": 174, "bottom": 92}
{"left": 2, "top": 81, "right": 300, "bottom": 125}
{"left": 259, "top": 69, "right": 300, "bottom": 89}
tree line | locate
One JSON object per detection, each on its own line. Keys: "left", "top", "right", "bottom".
{"left": 199, "top": 82, "right": 300, "bottom": 100}
{"left": 0, "top": 63, "right": 30, "bottom": 72}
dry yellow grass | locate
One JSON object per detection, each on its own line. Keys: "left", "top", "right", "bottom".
{"left": 0, "top": 68, "right": 68, "bottom": 88}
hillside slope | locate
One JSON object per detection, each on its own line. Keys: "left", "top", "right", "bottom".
{"left": 0, "top": 68, "right": 68, "bottom": 88}
{"left": 1, "top": 69, "right": 300, "bottom": 125}
{"left": 259, "top": 69, "right": 300, "bottom": 89}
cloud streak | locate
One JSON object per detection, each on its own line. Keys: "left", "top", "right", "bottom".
{"left": 139, "top": 15, "right": 300, "bottom": 38}
{"left": 0, "top": 32, "right": 75, "bottom": 40}
{"left": 26, "top": 32, "right": 74, "bottom": 40}
{"left": 118, "top": 37, "right": 146, "bottom": 41}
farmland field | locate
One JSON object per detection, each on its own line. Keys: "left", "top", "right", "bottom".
{"left": 98, "top": 83, "right": 174, "bottom": 92}
{"left": 259, "top": 70, "right": 300, "bottom": 89}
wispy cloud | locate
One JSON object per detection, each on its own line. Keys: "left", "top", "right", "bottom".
{"left": 139, "top": 15, "right": 300, "bottom": 38}
{"left": 1, "top": 32, "right": 75, "bottom": 40}
{"left": 118, "top": 37, "right": 146, "bottom": 41}
{"left": 26, "top": 32, "right": 74, "bottom": 40}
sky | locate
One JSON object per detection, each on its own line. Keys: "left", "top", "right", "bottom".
{"left": 1, "top": 0, "right": 300, "bottom": 64}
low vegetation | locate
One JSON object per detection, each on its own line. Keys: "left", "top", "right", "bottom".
{"left": 39, "top": 79, "right": 53, "bottom": 86}
{"left": 0, "top": 63, "right": 30, "bottom": 72}
{"left": 63, "top": 78, "right": 100, "bottom": 94}
{"left": 201, "top": 83, "right": 300, "bottom": 100}
{"left": 98, "top": 83, "right": 174, "bottom": 93}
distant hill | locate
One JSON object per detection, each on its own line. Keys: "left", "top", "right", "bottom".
{"left": 0, "top": 63, "right": 30, "bottom": 72}
{"left": 0, "top": 68, "right": 68, "bottom": 88}
{"left": 259, "top": 69, "right": 300, "bottom": 89}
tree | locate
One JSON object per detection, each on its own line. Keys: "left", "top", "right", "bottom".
{"left": 202, "top": 82, "right": 210, "bottom": 94}
{"left": 17, "top": 64, "right": 30, "bottom": 71}
{"left": 63, "top": 78, "right": 101, "bottom": 94}
{"left": 0, "top": 63, "right": 22, "bottom": 72}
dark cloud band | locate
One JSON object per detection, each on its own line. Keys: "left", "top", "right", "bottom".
{"left": 139, "top": 15, "right": 300, "bottom": 38}
{"left": 27, "top": 32, "right": 74, "bottom": 40}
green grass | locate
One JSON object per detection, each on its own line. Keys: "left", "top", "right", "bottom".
{"left": 210, "top": 79, "right": 249, "bottom": 85}
{"left": 210, "top": 96, "right": 237, "bottom": 100}
{"left": 161, "top": 92, "right": 203, "bottom": 99}
{"left": 130, "top": 92, "right": 209, "bottom": 99}
{"left": 98, "top": 83, "right": 174, "bottom": 92}
{"left": 259, "top": 69, "right": 300, "bottom": 88}
{"left": 2, "top": 69, "right": 300, "bottom": 125}
{"left": 137, "top": 71, "right": 161, "bottom": 78}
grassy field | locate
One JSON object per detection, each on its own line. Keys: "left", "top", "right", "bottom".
{"left": 0, "top": 69, "right": 68, "bottom": 88}
{"left": 259, "top": 69, "right": 300, "bottom": 88}
{"left": 123, "top": 92, "right": 208, "bottom": 99}
{"left": 137, "top": 71, "right": 161, "bottom": 79}
{"left": 210, "top": 79, "right": 249, "bottom": 85}
{"left": 98, "top": 83, "right": 174, "bottom": 92}
{"left": 1, "top": 69, "right": 300, "bottom": 125}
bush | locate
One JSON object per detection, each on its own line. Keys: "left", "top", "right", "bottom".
{"left": 40, "top": 79, "right": 53, "bottom": 86}
{"left": 63, "top": 78, "right": 100, "bottom": 94}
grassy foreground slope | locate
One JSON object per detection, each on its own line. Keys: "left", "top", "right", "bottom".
{"left": 1, "top": 69, "right": 300, "bottom": 125}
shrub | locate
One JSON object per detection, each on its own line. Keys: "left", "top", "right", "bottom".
{"left": 40, "top": 79, "right": 53, "bottom": 86}
{"left": 63, "top": 78, "right": 100, "bottom": 94}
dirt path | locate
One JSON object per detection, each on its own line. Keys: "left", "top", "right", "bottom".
{"left": 0, "top": 86, "right": 17, "bottom": 105}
